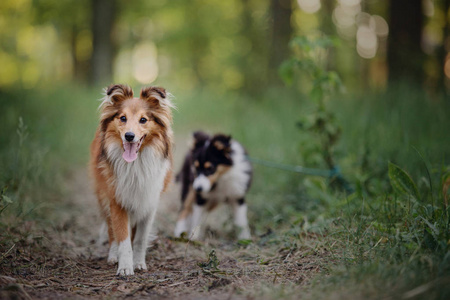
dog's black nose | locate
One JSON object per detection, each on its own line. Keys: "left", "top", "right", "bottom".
{"left": 125, "top": 132, "right": 135, "bottom": 142}
{"left": 195, "top": 186, "right": 203, "bottom": 192}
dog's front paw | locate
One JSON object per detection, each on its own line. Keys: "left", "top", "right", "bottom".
{"left": 107, "top": 256, "right": 118, "bottom": 264}
{"left": 107, "top": 242, "right": 118, "bottom": 264}
{"left": 174, "top": 219, "right": 189, "bottom": 237}
{"left": 117, "top": 263, "right": 134, "bottom": 276}
{"left": 116, "top": 252, "right": 134, "bottom": 276}
{"left": 238, "top": 228, "right": 251, "bottom": 240}
{"left": 134, "top": 262, "right": 147, "bottom": 271}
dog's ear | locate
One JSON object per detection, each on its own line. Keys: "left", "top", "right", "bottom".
{"left": 104, "top": 84, "right": 133, "bottom": 104}
{"left": 211, "top": 134, "right": 231, "bottom": 153}
{"left": 210, "top": 134, "right": 232, "bottom": 164}
{"left": 140, "top": 86, "right": 173, "bottom": 109}
{"left": 190, "top": 131, "right": 210, "bottom": 150}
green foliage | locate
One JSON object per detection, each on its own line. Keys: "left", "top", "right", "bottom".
{"left": 198, "top": 249, "right": 220, "bottom": 272}
{"left": 280, "top": 36, "right": 343, "bottom": 106}
{"left": 280, "top": 35, "right": 346, "bottom": 194}
{"left": 0, "top": 86, "right": 98, "bottom": 221}
{"left": 0, "top": 186, "right": 12, "bottom": 215}
{"left": 318, "top": 159, "right": 450, "bottom": 299}
{"left": 388, "top": 162, "right": 421, "bottom": 201}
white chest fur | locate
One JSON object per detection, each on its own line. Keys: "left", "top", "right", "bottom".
{"left": 107, "top": 144, "right": 169, "bottom": 224}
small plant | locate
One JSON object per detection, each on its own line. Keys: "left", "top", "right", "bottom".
{"left": 388, "top": 162, "right": 421, "bottom": 201}
{"left": 280, "top": 35, "right": 347, "bottom": 190}
{"left": 387, "top": 161, "right": 449, "bottom": 253}
{"left": 1, "top": 117, "right": 49, "bottom": 219}
{"left": 198, "top": 249, "right": 221, "bottom": 274}
{"left": 0, "top": 186, "right": 12, "bottom": 215}
{"left": 16, "top": 117, "right": 29, "bottom": 149}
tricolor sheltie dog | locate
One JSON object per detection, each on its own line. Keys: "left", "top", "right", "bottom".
{"left": 90, "top": 84, "right": 174, "bottom": 276}
{"left": 174, "top": 131, "right": 252, "bottom": 240}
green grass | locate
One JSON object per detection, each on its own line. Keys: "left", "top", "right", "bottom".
{"left": 0, "top": 86, "right": 99, "bottom": 220}
{"left": 0, "top": 83, "right": 449, "bottom": 299}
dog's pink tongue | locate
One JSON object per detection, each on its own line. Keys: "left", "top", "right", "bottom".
{"left": 123, "top": 143, "right": 138, "bottom": 163}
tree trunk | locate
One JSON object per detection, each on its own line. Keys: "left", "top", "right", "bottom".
{"left": 268, "top": 0, "right": 293, "bottom": 83}
{"left": 321, "top": 0, "right": 334, "bottom": 36}
{"left": 387, "top": 0, "right": 424, "bottom": 85}
{"left": 70, "top": 24, "right": 89, "bottom": 83}
{"left": 321, "top": 0, "right": 336, "bottom": 72}
{"left": 239, "top": 0, "right": 267, "bottom": 94}
{"left": 90, "top": 0, "right": 116, "bottom": 86}
{"left": 186, "top": 4, "right": 206, "bottom": 87}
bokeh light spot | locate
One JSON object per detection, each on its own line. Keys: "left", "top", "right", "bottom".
{"left": 297, "top": 0, "right": 321, "bottom": 14}
{"left": 356, "top": 25, "right": 378, "bottom": 59}
{"left": 132, "top": 42, "right": 158, "bottom": 84}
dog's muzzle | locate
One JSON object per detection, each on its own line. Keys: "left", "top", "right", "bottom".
{"left": 193, "top": 174, "right": 211, "bottom": 193}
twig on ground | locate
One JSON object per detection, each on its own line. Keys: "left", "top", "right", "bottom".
{"left": 0, "top": 243, "right": 15, "bottom": 263}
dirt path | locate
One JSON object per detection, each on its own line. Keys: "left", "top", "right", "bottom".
{"left": 0, "top": 137, "right": 326, "bottom": 299}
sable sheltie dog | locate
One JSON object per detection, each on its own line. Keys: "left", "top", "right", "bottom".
{"left": 90, "top": 84, "right": 174, "bottom": 276}
{"left": 174, "top": 131, "right": 252, "bottom": 240}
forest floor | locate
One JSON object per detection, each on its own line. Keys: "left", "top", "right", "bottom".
{"left": 0, "top": 167, "right": 329, "bottom": 300}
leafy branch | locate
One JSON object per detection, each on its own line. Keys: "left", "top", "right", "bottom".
{"left": 280, "top": 35, "right": 346, "bottom": 188}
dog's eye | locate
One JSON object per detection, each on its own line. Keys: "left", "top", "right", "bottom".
{"left": 139, "top": 118, "right": 147, "bottom": 124}
{"left": 120, "top": 116, "right": 127, "bottom": 122}
{"left": 204, "top": 166, "right": 215, "bottom": 174}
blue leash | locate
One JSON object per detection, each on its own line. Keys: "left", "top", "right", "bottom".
{"left": 247, "top": 156, "right": 354, "bottom": 194}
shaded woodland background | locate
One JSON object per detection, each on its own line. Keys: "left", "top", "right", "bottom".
{"left": 1, "top": 0, "right": 450, "bottom": 94}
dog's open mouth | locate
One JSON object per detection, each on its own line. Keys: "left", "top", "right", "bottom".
{"left": 122, "top": 135, "right": 146, "bottom": 163}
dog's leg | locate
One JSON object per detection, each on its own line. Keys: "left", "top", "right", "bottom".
{"left": 174, "top": 214, "right": 191, "bottom": 238}
{"left": 132, "top": 209, "right": 156, "bottom": 271}
{"left": 105, "top": 216, "right": 118, "bottom": 264}
{"left": 233, "top": 198, "right": 251, "bottom": 240}
{"left": 189, "top": 204, "right": 206, "bottom": 240}
{"left": 97, "top": 221, "right": 108, "bottom": 247}
{"left": 174, "top": 189, "right": 195, "bottom": 237}
{"left": 110, "top": 199, "right": 133, "bottom": 276}
{"left": 189, "top": 194, "right": 207, "bottom": 240}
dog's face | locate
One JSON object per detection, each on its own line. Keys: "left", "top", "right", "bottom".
{"left": 113, "top": 98, "right": 153, "bottom": 162}
{"left": 191, "top": 132, "right": 233, "bottom": 193}
{"left": 100, "top": 85, "right": 172, "bottom": 163}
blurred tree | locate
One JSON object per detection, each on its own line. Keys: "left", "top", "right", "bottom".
{"left": 185, "top": 2, "right": 208, "bottom": 86}
{"left": 321, "top": 0, "right": 336, "bottom": 72}
{"left": 240, "top": 0, "right": 269, "bottom": 94}
{"left": 269, "top": 0, "right": 293, "bottom": 84}
{"left": 91, "top": 0, "right": 116, "bottom": 85}
{"left": 320, "top": 0, "right": 334, "bottom": 36}
{"left": 387, "top": 0, "right": 425, "bottom": 85}
{"left": 65, "top": 1, "right": 91, "bottom": 83}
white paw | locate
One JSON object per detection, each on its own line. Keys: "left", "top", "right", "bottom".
{"left": 107, "top": 256, "right": 118, "bottom": 264}
{"left": 116, "top": 265, "right": 134, "bottom": 276}
{"left": 134, "top": 262, "right": 147, "bottom": 271}
{"left": 107, "top": 242, "right": 118, "bottom": 264}
{"left": 238, "top": 228, "right": 251, "bottom": 240}
{"left": 116, "top": 237, "right": 134, "bottom": 275}
{"left": 174, "top": 228, "right": 187, "bottom": 238}
{"left": 174, "top": 219, "right": 189, "bottom": 237}
{"left": 117, "top": 256, "right": 134, "bottom": 276}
